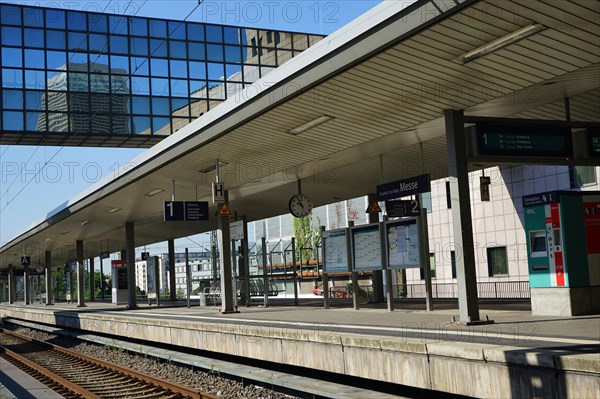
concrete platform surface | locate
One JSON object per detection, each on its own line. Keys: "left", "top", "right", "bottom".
{"left": 1, "top": 300, "right": 599, "bottom": 398}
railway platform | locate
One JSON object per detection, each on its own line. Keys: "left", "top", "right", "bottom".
{"left": 1, "top": 299, "right": 598, "bottom": 398}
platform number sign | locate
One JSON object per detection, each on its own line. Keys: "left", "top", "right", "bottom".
{"left": 21, "top": 256, "right": 31, "bottom": 266}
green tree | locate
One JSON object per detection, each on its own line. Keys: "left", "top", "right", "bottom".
{"left": 293, "top": 215, "right": 321, "bottom": 262}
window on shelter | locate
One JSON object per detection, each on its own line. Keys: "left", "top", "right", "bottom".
{"left": 487, "top": 247, "right": 508, "bottom": 276}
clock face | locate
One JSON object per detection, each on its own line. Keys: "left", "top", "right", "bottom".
{"left": 289, "top": 193, "right": 313, "bottom": 218}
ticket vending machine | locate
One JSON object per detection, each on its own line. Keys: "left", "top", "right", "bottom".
{"left": 523, "top": 191, "right": 600, "bottom": 316}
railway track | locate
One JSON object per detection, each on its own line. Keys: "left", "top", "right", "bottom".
{"left": 0, "top": 328, "right": 218, "bottom": 399}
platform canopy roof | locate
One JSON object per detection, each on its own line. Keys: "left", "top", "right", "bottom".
{"left": 1, "top": 0, "right": 599, "bottom": 269}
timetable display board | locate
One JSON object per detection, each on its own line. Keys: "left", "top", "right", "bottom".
{"left": 386, "top": 218, "right": 420, "bottom": 269}
{"left": 351, "top": 223, "right": 382, "bottom": 271}
{"left": 323, "top": 228, "right": 349, "bottom": 273}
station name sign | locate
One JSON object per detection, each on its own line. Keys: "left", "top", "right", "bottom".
{"left": 474, "top": 124, "right": 572, "bottom": 158}
{"left": 377, "top": 174, "right": 430, "bottom": 201}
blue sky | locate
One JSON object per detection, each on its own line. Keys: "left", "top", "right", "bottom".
{"left": 0, "top": 0, "right": 384, "bottom": 252}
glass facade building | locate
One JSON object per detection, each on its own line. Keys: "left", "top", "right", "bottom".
{"left": 0, "top": 4, "right": 324, "bottom": 147}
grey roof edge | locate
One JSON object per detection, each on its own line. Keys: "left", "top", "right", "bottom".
{"left": 1, "top": 0, "right": 475, "bottom": 254}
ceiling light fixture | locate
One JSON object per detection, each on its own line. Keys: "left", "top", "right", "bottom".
{"left": 460, "top": 24, "right": 545, "bottom": 64}
{"left": 145, "top": 188, "right": 165, "bottom": 197}
{"left": 199, "top": 161, "right": 228, "bottom": 174}
{"left": 106, "top": 207, "right": 121, "bottom": 214}
{"left": 288, "top": 115, "right": 335, "bottom": 135}
{"left": 61, "top": 231, "right": 69, "bottom": 235}
{"left": 80, "top": 220, "right": 90, "bottom": 226}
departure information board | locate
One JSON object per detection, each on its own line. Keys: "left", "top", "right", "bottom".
{"left": 475, "top": 124, "right": 572, "bottom": 158}
{"left": 386, "top": 218, "right": 421, "bottom": 269}
{"left": 588, "top": 128, "right": 600, "bottom": 158}
{"left": 323, "top": 229, "right": 349, "bottom": 273}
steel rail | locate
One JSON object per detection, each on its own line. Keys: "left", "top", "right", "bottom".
{"left": 0, "top": 328, "right": 220, "bottom": 399}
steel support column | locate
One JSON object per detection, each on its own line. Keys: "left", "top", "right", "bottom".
{"left": 76, "top": 240, "right": 86, "bottom": 307}
{"left": 125, "top": 222, "right": 137, "bottom": 309}
{"left": 218, "top": 191, "right": 235, "bottom": 313}
{"left": 367, "top": 193, "right": 384, "bottom": 303}
{"left": 168, "top": 239, "right": 176, "bottom": 302}
{"left": 45, "top": 251, "right": 53, "bottom": 305}
{"left": 89, "top": 257, "right": 95, "bottom": 302}
{"left": 445, "top": 109, "right": 480, "bottom": 323}
{"left": 8, "top": 264, "right": 14, "bottom": 304}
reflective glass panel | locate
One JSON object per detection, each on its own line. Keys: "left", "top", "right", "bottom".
{"left": 206, "top": 44, "right": 224, "bottom": 62}
{"left": 188, "top": 62, "right": 206, "bottom": 79}
{"left": 112, "top": 116, "right": 130, "bottom": 134}
{"left": 46, "top": 30, "right": 66, "bottom": 50}
{"left": 2, "top": 89, "right": 23, "bottom": 110}
{"left": 150, "top": 39, "right": 167, "bottom": 58}
{"left": 225, "top": 64, "right": 242, "bottom": 82}
{"left": 153, "top": 117, "right": 170, "bottom": 134}
{"left": 172, "top": 117, "right": 190, "bottom": 133}
{"left": 131, "top": 96, "right": 150, "bottom": 114}
{"left": 206, "top": 25, "right": 223, "bottom": 42}
{"left": 89, "top": 34, "right": 108, "bottom": 52}
{"left": 89, "top": 14, "right": 107, "bottom": 33}
{"left": 24, "top": 28, "right": 44, "bottom": 48}
{"left": 131, "top": 57, "right": 149, "bottom": 76}
{"left": 47, "top": 51, "right": 66, "bottom": 70}
{"left": 225, "top": 46, "right": 241, "bottom": 63}
{"left": 46, "top": 92, "right": 68, "bottom": 111}
{"left": 109, "top": 15, "right": 127, "bottom": 35}
{"left": 207, "top": 63, "right": 224, "bottom": 80}
{"left": 224, "top": 27, "right": 239, "bottom": 45}
{"left": 1, "top": 5, "right": 21, "bottom": 26}
{"left": 293, "top": 34, "right": 308, "bottom": 50}
{"left": 171, "top": 98, "right": 190, "bottom": 114}
{"left": 89, "top": 55, "right": 109, "bottom": 72}
{"left": 68, "top": 32, "right": 87, "bottom": 51}
{"left": 239, "top": 29, "right": 249, "bottom": 46}
{"left": 71, "top": 93, "right": 90, "bottom": 112}
{"left": 91, "top": 94, "right": 111, "bottom": 113}
{"left": 168, "top": 21, "right": 186, "bottom": 40}
{"left": 68, "top": 53, "right": 88, "bottom": 70}
{"left": 260, "top": 51, "right": 277, "bottom": 66}
{"left": 23, "top": 7, "right": 44, "bottom": 27}
{"left": 26, "top": 55, "right": 42, "bottom": 76}
{"left": 149, "top": 19, "right": 166, "bottom": 38}
{"left": 170, "top": 60, "right": 187, "bottom": 78}
{"left": 69, "top": 73, "right": 89, "bottom": 92}
{"left": 2, "top": 48, "right": 22, "bottom": 68}
{"left": 151, "top": 78, "right": 169, "bottom": 96}
{"left": 131, "top": 76, "right": 149, "bottom": 95}
{"left": 110, "top": 55, "right": 129, "bottom": 74}
{"left": 226, "top": 82, "right": 243, "bottom": 98}
{"left": 90, "top": 114, "right": 112, "bottom": 133}
{"left": 111, "top": 94, "right": 130, "bottom": 114}
{"left": 67, "top": 11, "right": 87, "bottom": 31}
{"left": 277, "top": 49, "right": 292, "bottom": 64}
{"left": 188, "top": 42, "right": 205, "bottom": 61}
{"left": 3, "top": 111, "right": 23, "bottom": 130}
{"left": 111, "top": 75, "right": 130, "bottom": 94}
{"left": 24, "top": 69, "right": 46, "bottom": 89}
{"left": 46, "top": 9, "right": 65, "bottom": 29}
{"left": 189, "top": 80, "right": 207, "bottom": 98}
{"left": 48, "top": 112, "right": 69, "bottom": 131}
{"left": 130, "top": 37, "right": 148, "bottom": 56}
{"left": 208, "top": 82, "right": 225, "bottom": 100}
{"left": 25, "top": 90, "right": 43, "bottom": 110}
{"left": 46, "top": 71, "right": 67, "bottom": 91}
{"left": 152, "top": 97, "right": 170, "bottom": 115}
{"left": 129, "top": 17, "right": 147, "bottom": 36}
{"left": 110, "top": 35, "right": 128, "bottom": 54}
{"left": 170, "top": 79, "right": 188, "bottom": 97}
{"left": 187, "top": 23, "right": 204, "bottom": 42}
{"left": 2, "top": 27, "right": 21, "bottom": 46}
{"left": 189, "top": 97, "right": 205, "bottom": 116}
{"left": 132, "top": 116, "right": 151, "bottom": 134}
{"left": 90, "top": 74, "right": 110, "bottom": 93}
{"left": 151, "top": 58, "right": 168, "bottom": 77}
{"left": 2, "top": 68, "right": 23, "bottom": 88}
{"left": 169, "top": 40, "right": 187, "bottom": 59}
{"left": 26, "top": 111, "right": 42, "bottom": 131}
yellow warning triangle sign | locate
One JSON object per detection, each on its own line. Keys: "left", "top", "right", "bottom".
{"left": 217, "top": 202, "right": 232, "bottom": 216}
{"left": 366, "top": 200, "right": 382, "bottom": 213}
